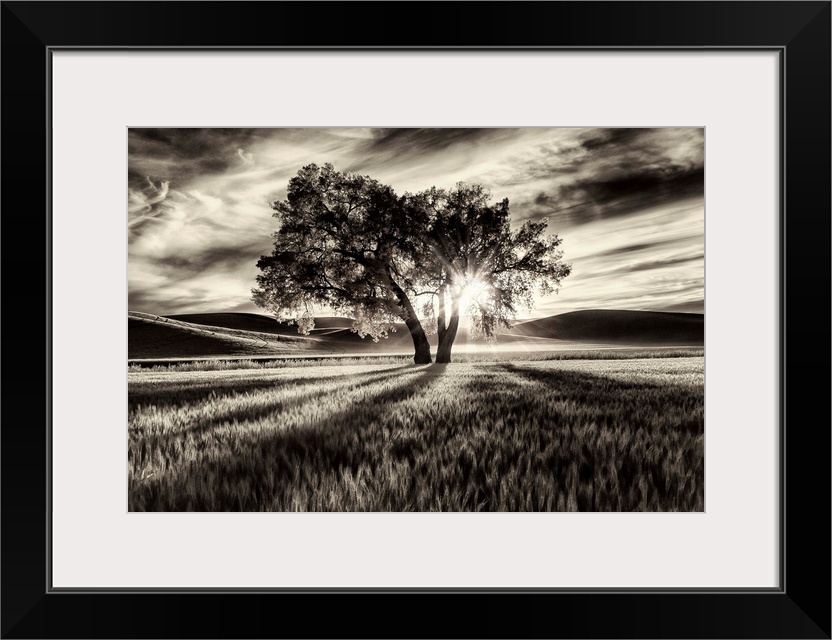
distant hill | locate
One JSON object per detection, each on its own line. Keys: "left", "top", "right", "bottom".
{"left": 660, "top": 301, "right": 705, "bottom": 314}
{"left": 168, "top": 313, "right": 355, "bottom": 334}
{"left": 128, "top": 312, "right": 327, "bottom": 360}
{"left": 164, "top": 312, "right": 415, "bottom": 352}
{"left": 508, "top": 310, "right": 703, "bottom": 345}
{"left": 129, "top": 308, "right": 703, "bottom": 362}
{"left": 161, "top": 312, "right": 576, "bottom": 353}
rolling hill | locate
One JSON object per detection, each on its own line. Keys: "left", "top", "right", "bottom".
{"left": 128, "top": 312, "right": 329, "bottom": 360}
{"left": 166, "top": 313, "right": 416, "bottom": 352}
{"left": 508, "top": 310, "right": 703, "bottom": 345}
{"left": 128, "top": 309, "right": 703, "bottom": 361}
{"left": 168, "top": 313, "right": 354, "bottom": 334}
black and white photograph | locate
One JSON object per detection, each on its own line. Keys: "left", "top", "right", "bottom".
{"left": 128, "top": 127, "right": 705, "bottom": 512}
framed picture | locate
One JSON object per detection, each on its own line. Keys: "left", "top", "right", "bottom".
{"left": 3, "top": 1, "right": 829, "bottom": 638}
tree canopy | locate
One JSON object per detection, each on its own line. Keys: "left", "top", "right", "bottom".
{"left": 252, "top": 163, "right": 572, "bottom": 363}
{"left": 412, "top": 183, "right": 572, "bottom": 362}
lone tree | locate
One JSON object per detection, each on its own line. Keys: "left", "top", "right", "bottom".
{"left": 252, "top": 164, "right": 571, "bottom": 364}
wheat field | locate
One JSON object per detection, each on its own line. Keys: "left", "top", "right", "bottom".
{"left": 128, "top": 356, "right": 704, "bottom": 511}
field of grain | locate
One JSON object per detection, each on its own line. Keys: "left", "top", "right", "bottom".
{"left": 128, "top": 357, "right": 704, "bottom": 512}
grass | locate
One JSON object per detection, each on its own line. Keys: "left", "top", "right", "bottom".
{"left": 128, "top": 356, "right": 704, "bottom": 512}
{"left": 128, "top": 347, "right": 704, "bottom": 372}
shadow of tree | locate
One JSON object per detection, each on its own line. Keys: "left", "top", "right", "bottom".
{"left": 129, "top": 364, "right": 415, "bottom": 411}
{"left": 499, "top": 362, "right": 700, "bottom": 390}
{"left": 131, "top": 365, "right": 444, "bottom": 511}
{"left": 130, "top": 362, "right": 704, "bottom": 512}
{"left": 493, "top": 363, "right": 704, "bottom": 512}
{"left": 497, "top": 363, "right": 704, "bottom": 435}
{"left": 131, "top": 365, "right": 422, "bottom": 451}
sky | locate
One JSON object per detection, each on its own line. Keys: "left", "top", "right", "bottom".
{"left": 128, "top": 128, "right": 704, "bottom": 318}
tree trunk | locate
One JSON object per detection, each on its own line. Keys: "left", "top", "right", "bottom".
{"left": 404, "top": 314, "right": 433, "bottom": 364}
{"left": 436, "top": 292, "right": 460, "bottom": 363}
{"left": 388, "top": 278, "right": 432, "bottom": 364}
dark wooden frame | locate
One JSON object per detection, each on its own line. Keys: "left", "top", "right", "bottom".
{"left": 2, "top": 2, "right": 829, "bottom": 638}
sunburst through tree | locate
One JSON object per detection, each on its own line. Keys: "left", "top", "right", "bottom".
{"left": 252, "top": 165, "right": 572, "bottom": 363}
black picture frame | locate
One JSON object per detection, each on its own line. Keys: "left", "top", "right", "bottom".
{"left": 2, "top": 2, "right": 829, "bottom": 638}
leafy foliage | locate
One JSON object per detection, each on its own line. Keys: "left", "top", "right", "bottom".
{"left": 253, "top": 165, "right": 572, "bottom": 362}
{"left": 411, "top": 183, "right": 572, "bottom": 345}
{"left": 252, "top": 163, "right": 427, "bottom": 340}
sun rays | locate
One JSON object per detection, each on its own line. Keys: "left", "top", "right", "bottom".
{"left": 455, "top": 274, "right": 493, "bottom": 316}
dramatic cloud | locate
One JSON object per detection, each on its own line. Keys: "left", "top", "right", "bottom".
{"left": 128, "top": 177, "right": 169, "bottom": 214}
{"left": 540, "top": 199, "right": 705, "bottom": 316}
{"left": 128, "top": 128, "right": 704, "bottom": 316}
{"left": 491, "top": 128, "right": 705, "bottom": 227}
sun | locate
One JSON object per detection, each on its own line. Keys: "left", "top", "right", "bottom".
{"left": 455, "top": 275, "right": 492, "bottom": 315}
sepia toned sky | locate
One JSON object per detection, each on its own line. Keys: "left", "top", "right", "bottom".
{"left": 128, "top": 128, "right": 704, "bottom": 318}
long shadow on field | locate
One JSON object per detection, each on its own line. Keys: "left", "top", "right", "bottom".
{"left": 130, "top": 366, "right": 422, "bottom": 449}
{"left": 132, "top": 363, "right": 705, "bottom": 512}
{"left": 131, "top": 365, "right": 444, "bottom": 511}
{"left": 499, "top": 363, "right": 700, "bottom": 391}
{"left": 490, "top": 364, "right": 703, "bottom": 512}
{"left": 128, "top": 364, "right": 415, "bottom": 411}
{"left": 498, "top": 363, "right": 703, "bottom": 435}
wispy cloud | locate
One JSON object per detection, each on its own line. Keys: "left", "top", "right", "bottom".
{"left": 128, "top": 128, "right": 704, "bottom": 316}
{"left": 128, "top": 178, "right": 169, "bottom": 215}
{"left": 534, "top": 199, "right": 705, "bottom": 316}
{"left": 236, "top": 148, "right": 254, "bottom": 165}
